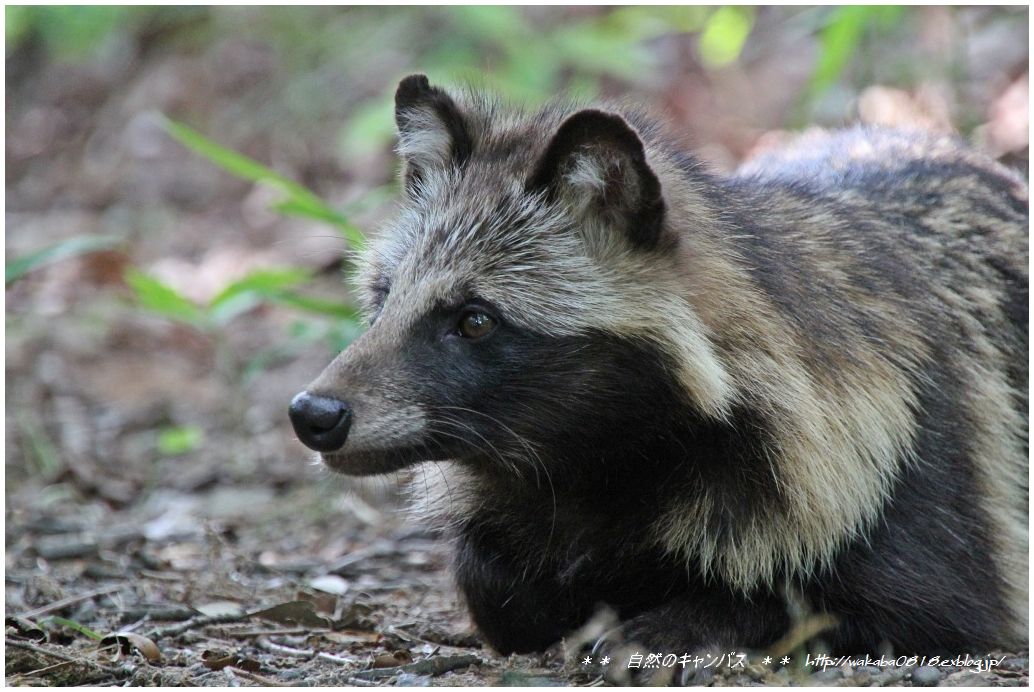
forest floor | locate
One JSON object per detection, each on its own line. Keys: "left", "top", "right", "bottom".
{"left": 6, "top": 7, "right": 1029, "bottom": 687}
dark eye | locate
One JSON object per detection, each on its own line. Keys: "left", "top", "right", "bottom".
{"left": 457, "top": 311, "right": 496, "bottom": 339}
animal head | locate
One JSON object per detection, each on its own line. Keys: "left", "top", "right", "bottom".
{"left": 289, "top": 75, "right": 731, "bottom": 478}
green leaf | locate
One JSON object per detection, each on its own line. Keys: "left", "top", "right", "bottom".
{"left": 6, "top": 234, "right": 120, "bottom": 285}
{"left": 161, "top": 116, "right": 365, "bottom": 249}
{"left": 267, "top": 292, "right": 362, "bottom": 321}
{"left": 163, "top": 117, "right": 303, "bottom": 191}
{"left": 44, "top": 616, "right": 104, "bottom": 641}
{"left": 157, "top": 426, "right": 204, "bottom": 456}
{"left": 205, "top": 267, "right": 363, "bottom": 326}
{"left": 272, "top": 198, "right": 366, "bottom": 250}
{"left": 699, "top": 6, "right": 755, "bottom": 67}
{"left": 809, "top": 6, "right": 904, "bottom": 96}
{"left": 124, "top": 269, "right": 205, "bottom": 326}
{"left": 207, "top": 267, "right": 312, "bottom": 325}
{"left": 206, "top": 292, "right": 263, "bottom": 326}
{"left": 811, "top": 6, "right": 868, "bottom": 95}
{"left": 208, "top": 268, "right": 312, "bottom": 310}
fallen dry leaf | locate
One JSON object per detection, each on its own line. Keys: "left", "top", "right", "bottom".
{"left": 320, "top": 630, "right": 382, "bottom": 645}
{"left": 100, "top": 632, "right": 162, "bottom": 663}
{"left": 295, "top": 589, "right": 337, "bottom": 616}
{"left": 5, "top": 616, "right": 47, "bottom": 642}
{"left": 202, "top": 649, "right": 262, "bottom": 672}
{"left": 372, "top": 650, "right": 413, "bottom": 668}
{"left": 250, "top": 600, "right": 334, "bottom": 629}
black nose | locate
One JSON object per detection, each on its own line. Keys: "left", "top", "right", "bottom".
{"left": 289, "top": 392, "right": 352, "bottom": 452}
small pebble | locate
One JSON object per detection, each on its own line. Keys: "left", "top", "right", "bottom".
{"left": 1000, "top": 657, "right": 1028, "bottom": 672}
{"left": 911, "top": 665, "right": 943, "bottom": 687}
{"left": 942, "top": 671, "right": 992, "bottom": 687}
{"left": 852, "top": 670, "right": 873, "bottom": 685}
{"left": 811, "top": 667, "right": 845, "bottom": 683}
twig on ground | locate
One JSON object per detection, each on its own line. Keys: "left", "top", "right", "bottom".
{"left": 255, "top": 636, "right": 314, "bottom": 658}
{"left": 315, "top": 651, "right": 382, "bottom": 685}
{"left": 6, "top": 637, "right": 126, "bottom": 682}
{"left": 138, "top": 570, "right": 183, "bottom": 582}
{"left": 18, "top": 584, "right": 123, "bottom": 620}
{"left": 350, "top": 653, "right": 481, "bottom": 680}
{"left": 6, "top": 638, "right": 82, "bottom": 663}
{"left": 222, "top": 627, "right": 328, "bottom": 638}
{"left": 23, "top": 659, "right": 77, "bottom": 677}
{"left": 227, "top": 666, "right": 294, "bottom": 687}
{"left": 146, "top": 613, "right": 249, "bottom": 640}
{"left": 339, "top": 677, "right": 379, "bottom": 686}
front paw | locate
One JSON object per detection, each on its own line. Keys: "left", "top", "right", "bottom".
{"left": 588, "top": 617, "right": 720, "bottom": 686}
{"left": 561, "top": 610, "right": 658, "bottom": 685}
{"left": 584, "top": 624, "right": 693, "bottom": 685}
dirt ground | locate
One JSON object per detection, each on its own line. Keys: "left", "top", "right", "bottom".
{"left": 5, "top": 7, "right": 1029, "bottom": 687}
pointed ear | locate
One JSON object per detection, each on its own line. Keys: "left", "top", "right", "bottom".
{"left": 526, "top": 109, "right": 665, "bottom": 250}
{"left": 394, "top": 74, "right": 472, "bottom": 191}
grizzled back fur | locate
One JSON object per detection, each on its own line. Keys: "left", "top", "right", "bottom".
{"left": 298, "top": 75, "right": 1028, "bottom": 656}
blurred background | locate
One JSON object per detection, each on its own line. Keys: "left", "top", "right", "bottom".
{"left": 5, "top": 6, "right": 1029, "bottom": 685}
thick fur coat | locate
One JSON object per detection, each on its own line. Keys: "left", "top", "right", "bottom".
{"left": 291, "top": 75, "right": 1028, "bottom": 659}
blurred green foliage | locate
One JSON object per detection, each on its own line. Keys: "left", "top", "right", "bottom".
{"left": 130, "top": 122, "right": 368, "bottom": 364}
{"left": 157, "top": 425, "right": 205, "bottom": 456}
{"left": 6, "top": 6, "right": 926, "bottom": 100}
{"left": 5, "top": 235, "right": 121, "bottom": 284}
{"left": 9, "top": 5, "right": 1010, "bottom": 382}
{"left": 699, "top": 6, "right": 755, "bottom": 67}
{"left": 5, "top": 6, "right": 206, "bottom": 59}
{"left": 336, "top": 6, "right": 766, "bottom": 159}
{"left": 5, "top": 4, "right": 1022, "bottom": 480}
{"left": 163, "top": 118, "right": 365, "bottom": 250}
{"left": 5, "top": 5, "right": 132, "bottom": 58}
{"left": 810, "top": 6, "right": 906, "bottom": 97}
{"left": 124, "top": 266, "right": 359, "bottom": 331}
{"left": 434, "top": 6, "right": 707, "bottom": 96}
{"left": 135, "top": 6, "right": 797, "bottom": 350}
{"left": 8, "top": 6, "right": 881, "bottom": 169}
{"left": 43, "top": 617, "right": 104, "bottom": 641}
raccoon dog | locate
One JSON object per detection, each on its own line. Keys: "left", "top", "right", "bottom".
{"left": 290, "top": 75, "right": 1028, "bottom": 658}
